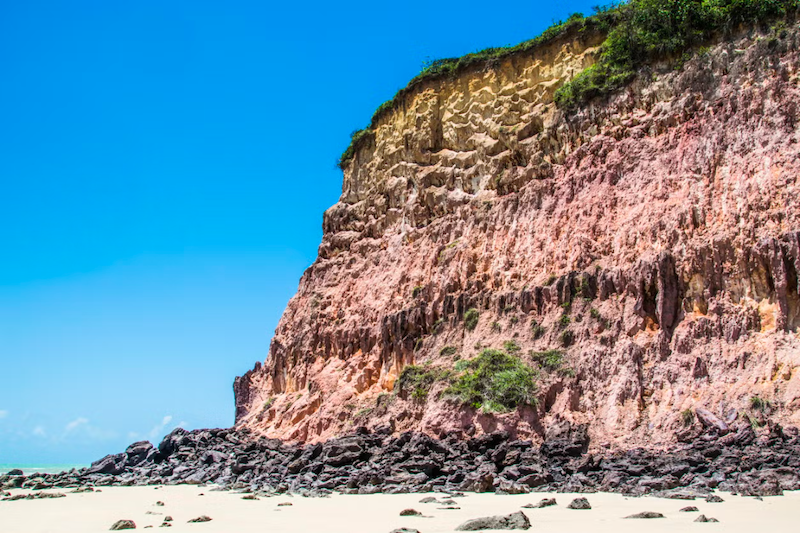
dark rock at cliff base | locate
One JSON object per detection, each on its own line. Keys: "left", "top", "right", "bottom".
{"left": 110, "top": 520, "right": 136, "bottom": 530}
{"left": 455, "top": 511, "right": 531, "bottom": 531}
{"left": 540, "top": 421, "right": 589, "bottom": 457}
{"left": 522, "top": 498, "right": 557, "bottom": 509}
{"left": 26, "top": 421, "right": 800, "bottom": 500}
{"left": 625, "top": 512, "right": 664, "bottom": 519}
{"left": 567, "top": 497, "right": 591, "bottom": 510}
{"left": 6, "top": 469, "right": 23, "bottom": 476}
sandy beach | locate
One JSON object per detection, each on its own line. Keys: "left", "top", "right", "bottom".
{"left": 1, "top": 486, "right": 798, "bottom": 533}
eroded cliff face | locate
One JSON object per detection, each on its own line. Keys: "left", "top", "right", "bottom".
{"left": 234, "top": 25, "right": 800, "bottom": 449}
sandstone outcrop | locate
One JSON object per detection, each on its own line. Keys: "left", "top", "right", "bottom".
{"left": 234, "top": 22, "right": 800, "bottom": 449}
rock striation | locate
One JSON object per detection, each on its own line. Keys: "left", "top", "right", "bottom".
{"left": 233, "top": 22, "right": 800, "bottom": 448}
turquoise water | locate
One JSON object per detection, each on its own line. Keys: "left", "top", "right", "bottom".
{"left": 0, "top": 464, "right": 87, "bottom": 475}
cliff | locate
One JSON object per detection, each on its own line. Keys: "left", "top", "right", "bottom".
{"left": 233, "top": 20, "right": 800, "bottom": 449}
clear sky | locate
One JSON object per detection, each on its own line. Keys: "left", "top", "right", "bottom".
{"left": 0, "top": 0, "right": 598, "bottom": 464}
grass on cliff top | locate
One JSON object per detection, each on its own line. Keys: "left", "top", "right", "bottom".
{"left": 337, "top": 10, "right": 613, "bottom": 169}
{"left": 445, "top": 348, "right": 539, "bottom": 413}
{"left": 338, "top": 0, "right": 798, "bottom": 168}
{"left": 555, "top": 0, "right": 800, "bottom": 107}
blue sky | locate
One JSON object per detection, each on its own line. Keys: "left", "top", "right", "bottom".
{"left": 0, "top": 0, "right": 598, "bottom": 464}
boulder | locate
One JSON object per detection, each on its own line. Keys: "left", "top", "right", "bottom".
{"left": 625, "top": 512, "right": 664, "bottom": 519}
{"left": 695, "top": 515, "right": 719, "bottom": 523}
{"left": 522, "top": 498, "right": 557, "bottom": 509}
{"left": 455, "top": 511, "right": 531, "bottom": 531}
{"left": 567, "top": 497, "right": 591, "bottom": 510}
{"left": 110, "top": 520, "right": 136, "bottom": 530}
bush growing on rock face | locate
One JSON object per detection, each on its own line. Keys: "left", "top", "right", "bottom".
{"left": 445, "top": 349, "right": 539, "bottom": 412}
{"left": 559, "top": 330, "right": 574, "bottom": 347}
{"left": 749, "top": 395, "right": 770, "bottom": 411}
{"left": 396, "top": 365, "right": 452, "bottom": 401}
{"left": 555, "top": 0, "right": 800, "bottom": 107}
{"left": 440, "top": 345, "right": 458, "bottom": 357}
{"left": 503, "top": 340, "right": 521, "bottom": 354}
{"left": 530, "top": 320, "right": 545, "bottom": 339}
{"left": 530, "top": 349, "right": 565, "bottom": 371}
{"left": 464, "top": 308, "right": 480, "bottom": 331}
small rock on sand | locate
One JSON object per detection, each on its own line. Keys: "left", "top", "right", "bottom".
{"left": 163, "top": 517, "right": 173, "bottom": 522}
{"left": 187, "top": 516, "right": 212, "bottom": 523}
{"left": 155, "top": 501, "right": 165, "bottom": 507}
{"left": 522, "top": 498, "right": 557, "bottom": 509}
{"left": 277, "top": 502, "right": 292, "bottom": 507}
{"left": 455, "top": 511, "right": 530, "bottom": 531}
{"left": 110, "top": 520, "right": 137, "bottom": 530}
{"left": 695, "top": 515, "right": 720, "bottom": 522}
{"left": 680, "top": 506, "right": 699, "bottom": 512}
{"left": 242, "top": 494, "right": 259, "bottom": 500}
{"left": 419, "top": 496, "right": 438, "bottom": 503}
{"left": 400, "top": 509, "right": 422, "bottom": 516}
{"left": 706, "top": 494, "right": 724, "bottom": 503}
{"left": 390, "top": 529, "right": 421, "bottom": 533}
{"left": 625, "top": 512, "right": 664, "bottom": 519}
{"left": 567, "top": 497, "right": 591, "bottom": 510}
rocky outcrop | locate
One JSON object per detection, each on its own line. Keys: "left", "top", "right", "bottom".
{"left": 10, "top": 422, "right": 800, "bottom": 497}
{"left": 233, "top": 23, "right": 800, "bottom": 448}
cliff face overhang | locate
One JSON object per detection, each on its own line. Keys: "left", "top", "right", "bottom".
{"left": 234, "top": 24, "right": 800, "bottom": 446}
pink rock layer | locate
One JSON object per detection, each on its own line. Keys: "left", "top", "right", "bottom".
{"left": 234, "top": 26, "right": 800, "bottom": 449}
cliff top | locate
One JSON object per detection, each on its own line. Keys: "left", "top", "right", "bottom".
{"left": 338, "top": 0, "right": 799, "bottom": 169}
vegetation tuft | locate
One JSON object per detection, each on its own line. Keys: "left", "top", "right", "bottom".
{"left": 464, "top": 308, "right": 480, "bottom": 331}
{"left": 440, "top": 345, "right": 458, "bottom": 357}
{"left": 445, "top": 349, "right": 539, "bottom": 413}
{"left": 749, "top": 395, "right": 771, "bottom": 411}
{"left": 531, "top": 349, "right": 566, "bottom": 371}
{"left": 555, "top": 0, "right": 799, "bottom": 108}
{"left": 531, "top": 320, "right": 546, "bottom": 339}
{"left": 396, "top": 365, "right": 452, "bottom": 401}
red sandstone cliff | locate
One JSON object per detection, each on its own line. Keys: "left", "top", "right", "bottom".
{"left": 233, "top": 24, "right": 800, "bottom": 449}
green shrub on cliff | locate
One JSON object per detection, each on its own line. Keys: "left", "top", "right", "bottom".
{"left": 396, "top": 365, "right": 452, "bottom": 401}
{"left": 445, "top": 349, "right": 539, "bottom": 413}
{"left": 464, "top": 308, "right": 480, "bottom": 331}
{"left": 531, "top": 349, "right": 565, "bottom": 371}
{"left": 555, "top": 0, "right": 799, "bottom": 107}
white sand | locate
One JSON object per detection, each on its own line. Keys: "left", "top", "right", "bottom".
{"left": 1, "top": 486, "right": 798, "bottom": 532}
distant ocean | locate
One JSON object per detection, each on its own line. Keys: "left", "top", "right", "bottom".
{"left": 0, "top": 464, "right": 87, "bottom": 475}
